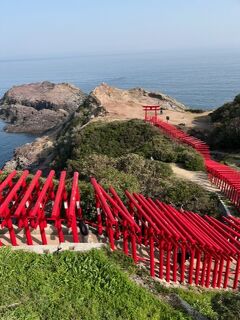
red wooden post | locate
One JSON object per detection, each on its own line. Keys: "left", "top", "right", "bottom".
{"left": 123, "top": 220, "right": 129, "bottom": 255}
{"left": 108, "top": 223, "right": 115, "bottom": 250}
{"left": 217, "top": 257, "right": 225, "bottom": 287}
{"left": 223, "top": 258, "right": 231, "bottom": 288}
{"left": 233, "top": 255, "right": 240, "bottom": 290}
{"left": 166, "top": 243, "right": 171, "bottom": 282}
{"left": 205, "top": 254, "right": 212, "bottom": 288}
{"left": 68, "top": 172, "right": 80, "bottom": 243}
{"left": 180, "top": 245, "right": 186, "bottom": 283}
{"left": 195, "top": 250, "right": 201, "bottom": 285}
{"left": 159, "top": 239, "right": 164, "bottom": 279}
{"left": 52, "top": 171, "right": 67, "bottom": 243}
{"left": 173, "top": 244, "right": 178, "bottom": 282}
{"left": 0, "top": 170, "right": 29, "bottom": 246}
{"left": 149, "top": 227, "right": 155, "bottom": 277}
{"left": 188, "top": 247, "right": 195, "bottom": 285}
{"left": 14, "top": 170, "right": 42, "bottom": 245}
{"left": 212, "top": 258, "right": 219, "bottom": 288}
{"left": 29, "top": 170, "right": 55, "bottom": 245}
{"left": 131, "top": 232, "right": 137, "bottom": 263}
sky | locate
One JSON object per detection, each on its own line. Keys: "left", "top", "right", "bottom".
{"left": 1, "top": 0, "right": 240, "bottom": 58}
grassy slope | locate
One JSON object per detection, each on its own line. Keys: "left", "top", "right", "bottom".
{"left": 105, "top": 250, "right": 240, "bottom": 320}
{"left": 0, "top": 248, "right": 239, "bottom": 320}
{"left": 52, "top": 119, "right": 219, "bottom": 216}
{"left": 0, "top": 248, "right": 188, "bottom": 320}
{"left": 54, "top": 119, "right": 204, "bottom": 172}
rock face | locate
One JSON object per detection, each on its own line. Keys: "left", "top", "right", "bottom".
{"left": 2, "top": 93, "right": 107, "bottom": 172}
{"left": 0, "top": 81, "right": 86, "bottom": 133}
{"left": 2, "top": 82, "right": 187, "bottom": 172}
{"left": 91, "top": 83, "right": 187, "bottom": 120}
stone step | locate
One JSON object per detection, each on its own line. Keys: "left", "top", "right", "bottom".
{"left": 11, "top": 242, "right": 105, "bottom": 254}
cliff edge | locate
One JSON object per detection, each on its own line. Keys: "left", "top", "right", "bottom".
{"left": 0, "top": 81, "right": 86, "bottom": 133}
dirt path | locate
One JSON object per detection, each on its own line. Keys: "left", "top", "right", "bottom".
{"left": 170, "top": 163, "right": 238, "bottom": 216}
{"left": 170, "top": 163, "right": 219, "bottom": 193}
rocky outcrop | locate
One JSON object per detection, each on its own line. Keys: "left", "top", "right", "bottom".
{"left": 91, "top": 83, "right": 187, "bottom": 120}
{"left": 0, "top": 81, "right": 86, "bottom": 133}
{"left": 3, "top": 134, "right": 55, "bottom": 172}
{"left": 2, "top": 93, "right": 107, "bottom": 172}
{"left": 1, "top": 82, "right": 187, "bottom": 171}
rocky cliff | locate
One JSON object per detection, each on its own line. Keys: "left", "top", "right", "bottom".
{"left": 2, "top": 82, "right": 187, "bottom": 171}
{"left": 91, "top": 83, "right": 187, "bottom": 120}
{"left": 0, "top": 81, "right": 86, "bottom": 133}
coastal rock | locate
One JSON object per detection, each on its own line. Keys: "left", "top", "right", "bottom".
{"left": 2, "top": 83, "right": 187, "bottom": 171}
{"left": 91, "top": 83, "right": 187, "bottom": 120}
{"left": 2, "top": 93, "right": 107, "bottom": 172}
{"left": 3, "top": 134, "right": 56, "bottom": 172}
{"left": 0, "top": 81, "right": 86, "bottom": 133}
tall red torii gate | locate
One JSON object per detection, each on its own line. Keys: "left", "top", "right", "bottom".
{"left": 143, "top": 105, "right": 161, "bottom": 122}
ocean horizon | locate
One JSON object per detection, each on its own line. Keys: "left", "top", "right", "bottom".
{"left": 1, "top": 50, "right": 240, "bottom": 109}
{"left": 0, "top": 50, "right": 240, "bottom": 168}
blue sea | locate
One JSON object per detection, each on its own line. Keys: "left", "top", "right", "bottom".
{"left": 0, "top": 50, "right": 240, "bottom": 168}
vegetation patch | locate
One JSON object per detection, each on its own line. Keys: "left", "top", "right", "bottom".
{"left": 210, "top": 93, "right": 240, "bottom": 149}
{"left": 53, "top": 119, "right": 219, "bottom": 217}
{"left": 0, "top": 248, "right": 189, "bottom": 320}
{"left": 110, "top": 249, "right": 240, "bottom": 320}
{"left": 54, "top": 119, "right": 204, "bottom": 171}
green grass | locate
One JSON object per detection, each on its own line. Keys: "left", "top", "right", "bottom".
{"left": 153, "top": 283, "right": 218, "bottom": 319}
{"left": 0, "top": 247, "right": 239, "bottom": 320}
{"left": 0, "top": 248, "right": 189, "bottom": 320}
{"left": 152, "top": 283, "right": 240, "bottom": 320}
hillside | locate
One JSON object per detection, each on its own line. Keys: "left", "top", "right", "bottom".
{"left": 0, "top": 247, "right": 239, "bottom": 320}
{"left": 209, "top": 93, "right": 240, "bottom": 150}
{"left": 52, "top": 119, "right": 218, "bottom": 216}
{"left": 2, "top": 83, "right": 210, "bottom": 171}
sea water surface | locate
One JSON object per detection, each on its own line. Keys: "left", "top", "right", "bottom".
{"left": 0, "top": 120, "right": 34, "bottom": 168}
{"left": 0, "top": 50, "right": 240, "bottom": 167}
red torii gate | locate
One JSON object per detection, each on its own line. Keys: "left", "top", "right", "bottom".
{"left": 145, "top": 114, "right": 240, "bottom": 209}
{"left": 143, "top": 105, "right": 161, "bottom": 122}
{"left": 91, "top": 179, "right": 240, "bottom": 290}
{"left": 1, "top": 170, "right": 240, "bottom": 289}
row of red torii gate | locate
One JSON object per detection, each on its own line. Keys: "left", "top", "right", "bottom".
{"left": 0, "top": 106, "right": 240, "bottom": 290}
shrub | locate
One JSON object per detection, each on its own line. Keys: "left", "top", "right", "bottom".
{"left": 52, "top": 119, "right": 218, "bottom": 216}
{"left": 211, "top": 292, "right": 240, "bottom": 320}
{"left": 177, "top": 149, "right": 205, "bottom": 171}
{"left": 67, "top": 154, "right": 116, "bottom": 177}
{"left": 234, "top": 93, "right": 240, "bottom": 104}
{"left": 137, "top": 136, "right": 178, "bottom": 163}
{"left": 54, "top": 119, "right": 204, "bottom": 172}
{"left": 115, "top": 153, "right": 173, "bottom": 179}
{"left": 159, "top": 179, "right": 219, "bottom": 216}
{"left": 210, "top": 94, "right": 240, "bottom": 149}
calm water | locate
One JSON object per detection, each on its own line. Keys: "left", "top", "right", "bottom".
{"left": 0, "top": 50, "right": 240, "bottom": 167}
{"left": 0, "top": 120, "right": 34, "bottom": 168}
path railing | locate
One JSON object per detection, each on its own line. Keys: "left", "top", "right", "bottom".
{"left": 0, "top": 170, "right": 240, "bottom": 289}
{"left": 92, "top": 180, "right": 240, "bottom": 290}
{"left": 146, "top": 115, "right": 240, "bottom": 211}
